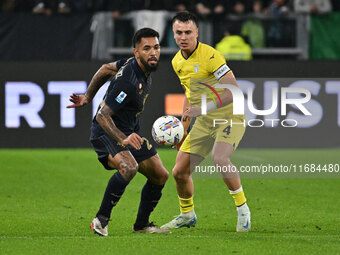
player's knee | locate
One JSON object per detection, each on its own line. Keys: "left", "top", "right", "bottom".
{"left": 162, "top": 168, "right": 169, "bottom": 183}
{"left": 212, "top": 154, "right": 231, "bottom": 167}
{"left": 119, "top": 162, "right": 138, "bottom": 182}
{"left": 156, "top": 167, "right": 169, "bottom": 185}
{"left": 172, "top": 166, "right": 190, "bottom": 183}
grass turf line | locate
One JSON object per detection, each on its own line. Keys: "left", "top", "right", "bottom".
{"left": 0, "top": 148, "right": 339, "bottom": 254}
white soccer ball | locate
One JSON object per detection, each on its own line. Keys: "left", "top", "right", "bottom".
{"left": 152, "top": 116, "right": 184, "bottom": 146}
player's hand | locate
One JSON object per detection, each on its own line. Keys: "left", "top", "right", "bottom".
{"left": 121, "top": 133, "right": 143, "bottom": 150}
{"left": 66, "top": 94, "right": 90, "bottom": 108}
{"left": 183, "top": 106, "right": 201, "bottom": 118}
{"left": 182, "top": 112, "right": 190, "bottom": 122}
{"left": 172, "top": 132, "right": 187, "bottom": 151}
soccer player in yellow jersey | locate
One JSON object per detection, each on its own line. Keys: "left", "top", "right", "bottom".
{"left": 161, "top": 12, "right": 251, "bottom": 232}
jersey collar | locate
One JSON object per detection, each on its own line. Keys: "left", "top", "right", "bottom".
{"left": 181, "top": 40, "right": 199, "bottom": 60}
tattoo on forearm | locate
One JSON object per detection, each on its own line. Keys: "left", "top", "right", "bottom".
{"left": 86, "top": 63, "right": 117, "bottom": 100}
{"left": 97, "top": 105, "right": 127, "bottom": 143}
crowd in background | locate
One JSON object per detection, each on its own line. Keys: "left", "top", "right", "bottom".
{"left": 0, "top": 0, "right": 339, "bottom": 15}
{"left": 1, "top": 0, "right": 339, "bottom": 61}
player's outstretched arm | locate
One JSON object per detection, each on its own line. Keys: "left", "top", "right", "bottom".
{"left": 96, "top": 104, "right": 143, "bottom": 150}
{"left": 66, "top": 62, "right": 119, "bottom": 108}
{"left": 66, "top": 93, "right": 90, "bottom": 108}
{"left": 85, "top": 62, "right": 119, "bottom": 101}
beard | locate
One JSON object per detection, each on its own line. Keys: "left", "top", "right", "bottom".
{"left": 140, "top": 57, "right": 159, "bottom": 72}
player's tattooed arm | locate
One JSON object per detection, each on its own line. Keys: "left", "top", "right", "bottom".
{"left": 67, "top": 62, "right": 119, "bottom": 109}
{"left": 96, "top": 104, "right": 143, "bottom": 150}
{"left": 85, "top": 62, "right": 119, "bottom": 101}
{"left": 96, "top": 104, "right": 127, "bottom": 142}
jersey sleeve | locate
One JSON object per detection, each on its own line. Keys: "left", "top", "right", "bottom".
{"left": 171, "top": 57, "right": 178, "bottom": 76}
{"left": 115, "top": 58, "right": 127, "bottom": 70}
{"left": 104, "top": 79, "right": 135, "bottom": 113}
{"left": 208, "top": 49, "right": 231, "bottom": 80}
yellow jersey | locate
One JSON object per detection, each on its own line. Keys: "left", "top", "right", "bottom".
{"left": 172, "top": 41, "right": 237, "bottom": 119}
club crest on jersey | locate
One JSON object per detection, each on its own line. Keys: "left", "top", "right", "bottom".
{"left": 115, "top": 91, "right": 127, "bottom": 103}
{"left": 139, "top": 83, "right": 143, "bottom": 90}
{"left": 193, "top": 64, "right": 200, "bottom": 73}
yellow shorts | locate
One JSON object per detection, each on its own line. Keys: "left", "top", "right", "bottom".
{"left": 180, "top": 115, "right": 246, "bottom": 158}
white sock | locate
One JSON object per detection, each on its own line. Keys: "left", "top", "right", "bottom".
{"left": 229, "top": 186, "right": 243, "bottom": 194}
{"left": 181, "top": 209, "right": 195, "bottom": 218}
{"left": 237, "top": 202, "right": 249, "bottom": 212}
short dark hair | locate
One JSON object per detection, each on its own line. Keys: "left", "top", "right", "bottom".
{"left": 171, "top": 11, "right": 198, "bottom": 28}
{"left": 132, "top": 28, "right": 159, "bottom": 48}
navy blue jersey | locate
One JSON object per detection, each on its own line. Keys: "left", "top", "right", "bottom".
{"left": 91, "top": 57, "right": 152, "bottom": 138}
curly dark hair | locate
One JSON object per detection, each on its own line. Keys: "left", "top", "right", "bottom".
{"left": 132, "top": 28, "right": 159, "bottom": 48}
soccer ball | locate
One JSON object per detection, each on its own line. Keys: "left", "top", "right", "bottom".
{"left": 152, "top": 116, "right": 184, "bottom": 146}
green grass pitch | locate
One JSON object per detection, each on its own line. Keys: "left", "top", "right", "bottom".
{"left": 0, "top": 148, "right": 339, "bottom": 254}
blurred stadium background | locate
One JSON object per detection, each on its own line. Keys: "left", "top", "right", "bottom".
{"left": 0, "top": 1, "right": 339, "bottom": 254}
{"left": 1, "top": 0, "right": 340, "bottom": 148}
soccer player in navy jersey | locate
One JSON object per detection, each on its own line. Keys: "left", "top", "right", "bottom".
{"left": 67, "top": 28, "right": 170, "bottom": 236}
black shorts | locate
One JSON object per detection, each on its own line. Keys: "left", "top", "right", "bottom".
{"left": 90, "top": 133, "right": 157, "bottom": 170}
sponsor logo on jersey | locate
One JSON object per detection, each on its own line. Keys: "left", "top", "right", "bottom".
{"left": 115, "top": 91, "right": 127, "bottom": 103}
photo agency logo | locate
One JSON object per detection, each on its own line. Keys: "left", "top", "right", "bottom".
{"left": 200, "top": 84, "right": 312, "bottom": 128}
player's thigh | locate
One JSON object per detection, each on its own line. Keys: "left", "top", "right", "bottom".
{"left": 107, "top": 151, "right": 138, "bottom": 180}
{"left": 173, "top": 150, "right": 204, "bottom": 176}
{"left": 90, "top": 134, "right": 138, "bottom": 180}
{"left": 213, "top": 119, "right": 246, "bottom": 152}
{"left": 91, "top": 134, "right": 129, "bottom": 170}
{"left": 212, "top": 142, "right": 240, "bottom": 180}
{"left": 212, "top": 142, "right": 234, "bottom": 164}
{"left": 107, "top": 151, "right": 138, "bottom": 171}
{"left": 213, "top": 121, "right": 245, "bottom": 178}
{"left": 180, "top": 123, "right": 214, "bottom": 158}
{"left": 138, "top": 154, "right": 168, "bottom": 185}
